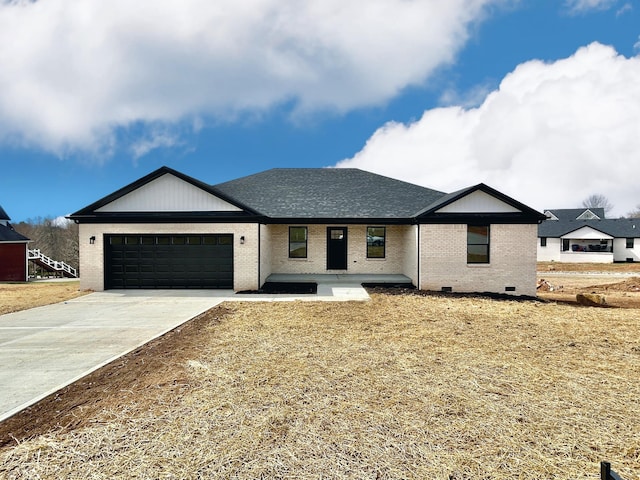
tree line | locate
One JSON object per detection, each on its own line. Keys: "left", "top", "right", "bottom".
{"left": 13, "top": 218, "right": 79, "bottom": 275}
{"left": 582, "top": 194, "right": 639, "bottom": 218}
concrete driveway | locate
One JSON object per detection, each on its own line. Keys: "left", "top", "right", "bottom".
{"left": 0, "top": 290, "right": 231, "bottom": 422}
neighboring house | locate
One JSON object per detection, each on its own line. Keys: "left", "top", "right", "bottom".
{"left": 0, "top": 205, "right": 30, "bottom": 282}
{"left": 69, "top": 167, "right": 546, "bottom": 296}
{"left": 538, "top": 208, "right": 640, "bottom": 263}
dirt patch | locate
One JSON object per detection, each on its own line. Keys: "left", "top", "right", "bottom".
{"left": 0, "top": 281, "right": 88, "bottom": 315}
{"left": 586, "top": 277, "right": 640, "bottom": 293}
{"left": 0, "top": 306, "right": 229, "bottom": 447}
{"left": 1, "top": 295, "right": 639, "bottom": 479}
{"left": 538, "top": 261, "right": 640, "bottom": 273}
{"left": 537, "top": 276, "right": 640, "bottom": 308}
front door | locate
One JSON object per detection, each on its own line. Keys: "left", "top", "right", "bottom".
{"left": 327, "top": 227, "right": 347, "bottom": 270}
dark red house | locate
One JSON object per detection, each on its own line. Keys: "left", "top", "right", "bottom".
{"left": 0, "top": 205, "right": 30, "bottom": 282}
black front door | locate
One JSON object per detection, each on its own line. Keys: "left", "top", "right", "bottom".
{"left": 327, "top": 227, "right": 347, "bottom": 270}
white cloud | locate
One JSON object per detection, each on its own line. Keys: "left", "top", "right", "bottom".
{"left": 616, "top": 2, "right": 632, "bottom": 16}
{"left": 0, "top": 0, "right": 502, "bottom": 156}
{"left": 564, "top": 0, "right": 618, "bottom": 14}
{"left": 336, "top": 43, "right": 640, "bottom": 217}
{"left": 130, "top": 129, "right": 180, "bottom": 160}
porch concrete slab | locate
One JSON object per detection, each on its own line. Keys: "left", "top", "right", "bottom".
{"left": 265, "top": 273, "right": 413, "bottom": 284}
{"left": 228, "top": 284, "right": 370, "bottom": 302}
{"left": 0, "top": 290, "right": 229, "bottom": 422}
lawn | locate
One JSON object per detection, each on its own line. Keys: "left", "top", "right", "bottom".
{"left": 0, "top": 281, "right": 87, "bottom": 315}
{"left": 1, "top": 293, "right": 638, "bottom": 479}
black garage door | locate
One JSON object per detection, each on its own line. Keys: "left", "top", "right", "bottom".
{"left": 105, "top": 234, "right": 233, "bottom": 289}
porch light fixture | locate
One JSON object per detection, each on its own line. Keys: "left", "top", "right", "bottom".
{"left": 240, "top": 236, "right": 245, "bottom": 244}
{"left": 89, "top": 236, "right": 96, "bottom": 245}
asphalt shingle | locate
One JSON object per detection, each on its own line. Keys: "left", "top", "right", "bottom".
{"left": 213, "top": 168, "right": 446, "bottom": 219}
{"left": 0, "top": 224, "right": 29, "bottom": 242}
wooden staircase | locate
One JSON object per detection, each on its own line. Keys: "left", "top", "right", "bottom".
{"left": 28, "top": 249, "right": 77, "bottom": 278}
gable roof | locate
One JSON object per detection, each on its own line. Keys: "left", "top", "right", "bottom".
{"left": 544, "top": 208, "right": 605, "bottom": 221}
{"left": 0, "top": 223, "right": 29, "bottom": 242}
{"left": 213, "top": 168, "right": 446, "bottom": 220}
{"left": 539, "top": 217, "right": 640, "bottom": 238}
{"left": 70, "top": 166, "right": 544, "bottom": 225}
{"left": 416, "top": 183, "right": 546, "bottom": 223}
{"left": 70, "top": 166, "right": 260, "bottom": 221}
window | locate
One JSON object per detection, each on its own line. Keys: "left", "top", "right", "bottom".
{"left": 367, "top": 227, "right": 386, "bottom": 258}
{"left": 627, "top": 238, "right": 635, "bottom": 249}
{"left": 540, "top": 237, "right": 547, "bottom": 247}
{"left": 289, "top": 227, "right": 308, "bottom": 258}
{"left": 562, "top": 239, "right": 570, "bottom": 251}
{"left": 467, "top": 225, "right": 490, "bottom": 264}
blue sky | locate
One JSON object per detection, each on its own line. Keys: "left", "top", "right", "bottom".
{"left": 1, "top": 0, "right": 639, "bottom": 222}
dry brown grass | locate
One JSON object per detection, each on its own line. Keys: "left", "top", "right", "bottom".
{"left": 0, "top": 281, "right": 88, "bottom": 315}
{"left": 1, "top": 293, "right": 639, "bottom": 479}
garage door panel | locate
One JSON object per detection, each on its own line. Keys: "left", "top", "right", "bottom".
{"left": 105, "top": 234, "right": 234, "bottom": 289}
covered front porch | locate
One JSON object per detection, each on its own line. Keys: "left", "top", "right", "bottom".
{"left": 265, "top": 273, "right": 413, "bottom": 286}
{"left": 559, "top": 227, "right": 614, "bottom": 263}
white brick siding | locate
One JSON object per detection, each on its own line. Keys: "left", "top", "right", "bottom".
{"left": 419, "top": 223, "right": 538, "bottom": 297}
{"left": 268, "top": 224, "right": 413, "bottom": 275}
{"left": 79, "top": 223, "right": 260, "bottom": 292}
{"left": 80, "top": 221, "right": 539, "bottom": 295}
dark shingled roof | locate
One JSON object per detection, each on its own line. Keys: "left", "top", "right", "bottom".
{"left": 539, "top": 217, "right": 640, "bottom": 238}
{"left": 213, "top": 168, "right": 447, "bottom": 219}
{"left": 545, "top": 208, "right": 605, "bottom": 221}
{"left": 0, "top": 205, "right": 9, "bottom": 221}
{"left": 0, "top": 223, "right": 30, "bottom": 242}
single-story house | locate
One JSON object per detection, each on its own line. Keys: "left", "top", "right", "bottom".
{"left": 0, "top": 205, "right": 30, "bottom": 282}
{"left": 69, "top": 167, "right": 546, "bottom": 296}
{"left": 538, "top": 208, "right": 640, "bottom": 263}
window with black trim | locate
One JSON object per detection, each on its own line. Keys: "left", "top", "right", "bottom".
{"left": 467, "top": 225, "right": 490, "bottom": 264}
{"left": 366, "top": 227, "right": 385, "bottom": 258}
{"left": 289, "top": 226, "right": 308, "bottom": 258}
{"left": 540, "top": 237, "right": 547, "bottom": 247}
{"left": 627, "top": 238, "right": 634, "bottom": 249}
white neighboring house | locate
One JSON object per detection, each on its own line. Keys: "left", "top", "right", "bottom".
{"left": 70, "top": 166, "right": 546, "bottom": 296}
{"left": 538, "top": 208, "right": 640, "bottom": 263}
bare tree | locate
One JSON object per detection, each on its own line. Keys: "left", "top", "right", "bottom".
{"left": 582, "top": 194, "right": 613, "bottom": 215}
{"left": 13, "top": 217, "right": 79, "bottom": 272}
{"left": 628, "top": 205, "right": 640, "bottom": 218}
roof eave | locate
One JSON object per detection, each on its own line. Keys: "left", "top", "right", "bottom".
{"left": 68, "top": 212, "right": 268, "bottom": 224}
{"left": 264, "top": 217, "right": 414, "bottom": 225}
{"left": 418, "top": 212, "right": 545, "bottom": 224}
